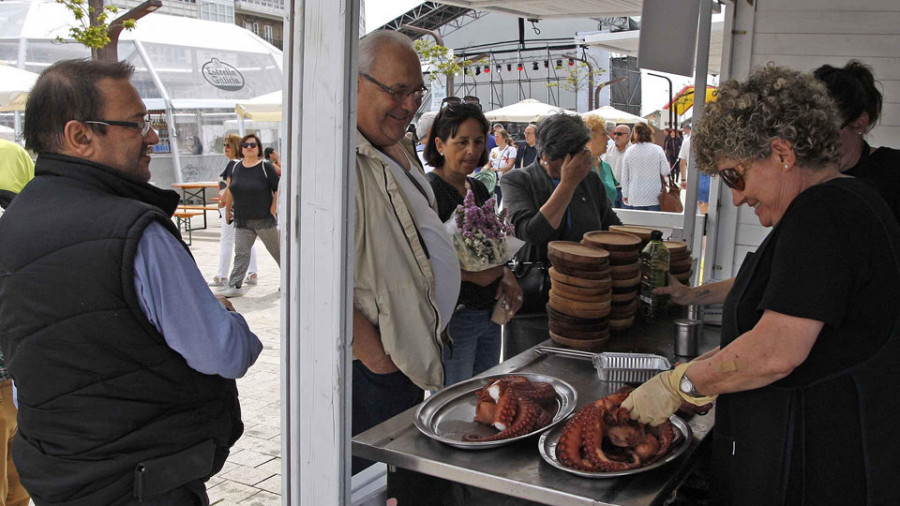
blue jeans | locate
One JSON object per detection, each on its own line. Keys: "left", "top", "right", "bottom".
{"left": 442, "top": 307, "right": 501, "bottom": 386}
{"left": 631, "top": 204, "right": 661, "bottom": 211}
{"left": 614, "top": 187, "right": 624, "bottom": 208}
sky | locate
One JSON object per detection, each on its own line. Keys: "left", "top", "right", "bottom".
{"left": 362, "top": 0, "right": 721, "bottom": 118}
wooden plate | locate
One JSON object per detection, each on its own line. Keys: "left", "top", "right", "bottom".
{"left": 609, "top": 225, "right": 659, "bottom": 241}
{"left": 549, "top": 331, "right": 610, "bottom": 351}
{"left": 611, "top": 291, "right": 638, "bottom": 303}
{"left": 669, "top": 250, "right": 692, "bottom": 263}
{"left": 611, "top": 273, "right": 642, "bottom": 288}
{"left": 551, "top": 263, "right": 611, "bottom": 280}
{"left": 549, "top": 293, "right": 611, "bottom": 319}
{"left": 608, "top": 315, "right": 636, "bottom": 331}
{"left": 669, "top": 258, "right": 693, "bottom": 274}
{"left": 548, "top": 320, "right": 610, "bottom": 340}
{"left": 608, "top": 252, "right": 640, "bottom": 266}
{"left": 547, "top": 241, "right": 610, "bottom": 263}
{"left": 610, "top": 262, "right": 641, "bottom": 280}
{"left": 662, "top": 240, "right": 688, "bottom": 253}
{"left": 609, "top": 298, "right": 637, "bottom": 316}
{"left": 549, "top": 287, "right": 611, "bottom": 304}
{"left": 548, "top": 268, "right": 612, "bottom": 289}
{"left": 548, "top": 253, "right": 610, "bottom": 272}
{"left": 611, "top": 284, "right": 639, "bottom": 295}
{"left": 551, "top": 280, "right": 611, "bottom": 298}
{"left": 672, "top": 270, "right": 693, "bottom": 284}
{"left": 581, "top": 231, "right": 642, "bottom": 252}
{"left": 546, "top": 304, "right": 609, "bottom": 327}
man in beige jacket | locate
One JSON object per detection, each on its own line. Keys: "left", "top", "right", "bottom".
{"left": 351, "top": 30, "right": 460, "bottom": 475}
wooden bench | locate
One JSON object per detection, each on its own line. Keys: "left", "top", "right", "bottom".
{"left": 176, "top": 204, "right": 218, "bottom": 230}
{"left": 173, "top": 211, "right": 203, "bottom": 245}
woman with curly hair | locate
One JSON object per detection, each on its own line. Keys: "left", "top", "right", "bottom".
{"left": 623, "top": 66, "right": 900, "bottom": 505}
{"left": 814, "top": 60, "right": 900, "bottom": 222}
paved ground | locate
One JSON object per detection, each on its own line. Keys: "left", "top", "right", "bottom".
{"left": 188, "top": 212, "right": 284, "bottom": 505}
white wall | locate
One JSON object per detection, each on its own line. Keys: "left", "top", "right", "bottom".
{"left": 710, "top": 0, "right": 900, "bottom": 279}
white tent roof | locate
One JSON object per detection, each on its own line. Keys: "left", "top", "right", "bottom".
{"left": 484, "top": 99, "right": 572, "bottom": 123}
{"left": 0, "top": 64, "right": 38, "bottom": 112}
{"left": 436, "top": 0, "right": 643, "bottom": 19}
{"left": 236, "top": 91, "right": 283, "bottom": 122}
{"left": 582, "top": 105, "right": 647, "bottom": 124}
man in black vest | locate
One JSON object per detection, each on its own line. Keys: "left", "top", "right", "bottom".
{"left": 0, "top": 59, "right": 262, "bottom": 505}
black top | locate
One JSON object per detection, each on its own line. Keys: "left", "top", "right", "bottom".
{"left": 0, "top": 153, "right": 240, "bottom": 504}
{"left": 426, "top": 172, "right": 499, "bottom": 310}
{"left": 500, "top": 160, "right": 622, "bottom": 266}
{"left": 713, "top": 177, "right": 900, "bottom": 505}
{"left": 229, "top": 160, "right": 279, "bottom": 226}
{"left": 515, "top": 142, "right": 538, "bottom": 169}
{"left": 844, "top": 141, "right": 900, "bottom": 224}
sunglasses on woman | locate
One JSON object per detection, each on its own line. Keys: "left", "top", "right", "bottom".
{"left": 441, "top": 96, "right": 482, "bottom": 110}
{"left": 719, "top": 162, "right": 750, "bottom": 191}
{"left": 242, "top": 142, "right": 258, "bottom": 149}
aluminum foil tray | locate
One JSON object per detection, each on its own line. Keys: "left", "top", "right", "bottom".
{"left": 592, "top": 352, "right": 671, "bottom": 383}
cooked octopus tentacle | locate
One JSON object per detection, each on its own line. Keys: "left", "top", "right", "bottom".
{"left": 465, "top": 376, "right": 556, "bottom": 442}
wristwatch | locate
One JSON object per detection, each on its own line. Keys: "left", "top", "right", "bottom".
{"left": 679, "top": 373, "right": 702, "bottom": 398}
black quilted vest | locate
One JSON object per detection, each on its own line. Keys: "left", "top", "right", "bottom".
{"left": 0, "top": 153, "right": 242, "bottom": 505}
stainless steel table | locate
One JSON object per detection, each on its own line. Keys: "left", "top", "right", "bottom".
{"left": 353, "top": 318, "right": 720, "bottom": 506}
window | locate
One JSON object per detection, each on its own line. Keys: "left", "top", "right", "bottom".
{"left": 264, "top": 25, "right": 273, "bottom": 43}
{"left": 243, "top": 21, "right": 253, "bottom": 31}
{"left": 252, "top": 22, "right": 260, "bottom": 35}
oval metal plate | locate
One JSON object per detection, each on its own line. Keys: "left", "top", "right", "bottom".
{"left": 414, "top": 373, "right": 578, "bottom": 450}
{"left": 537, "top": 415, "right": 692, "bottom": 478}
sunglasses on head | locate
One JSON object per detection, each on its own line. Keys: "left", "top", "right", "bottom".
{"left": 242, "top": 142, "right": 258, "bottom": 149}
{"left": 719, "top": 162, "right": 750, "bottom": 191}
{"left": 441, "top": 96, "right": 482, "bottom": 110}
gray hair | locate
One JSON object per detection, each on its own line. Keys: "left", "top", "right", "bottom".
{"left": 416, "top": 111, "right": 438, "bottom": 140}
{"left": 358, "top": 30, "right": 416, "bottom": 75}
{"left": 693, "top": 65, "right": 840, "bottom": 174}
{"left": 535, "top": 113, "right": 591, "bottom": 161}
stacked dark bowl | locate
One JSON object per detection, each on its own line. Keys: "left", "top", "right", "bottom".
{"left": 581, "top": 231, "right": 643, "bottom": 333}
{"left": 546, "top": 241, "right": 612, "bottom": 350}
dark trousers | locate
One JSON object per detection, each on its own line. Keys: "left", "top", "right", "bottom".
{"left": 127, "top": 480, "right": 208, "bottom": 505}
{"left": 351, "top": 360, "right": 423, "bottom": 475}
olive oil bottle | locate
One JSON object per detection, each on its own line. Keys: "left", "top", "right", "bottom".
{"left": 639, "top": 230, "right": 669, "bottom": 319}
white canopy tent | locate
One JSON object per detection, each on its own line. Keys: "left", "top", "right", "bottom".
{"left": 0, "top": 64, "right": 38, "bottom": 112}
{"left": 582, "top": 105, "right": 648, "bottom": 124}
{"left": 483, "top": 98, "right": 571, "bottom": 123}
{"left": 0, "top": 0, "right": 283, "bottom": 187}
{"left": 236, "top": 90, "right": 283, "bottom": 122}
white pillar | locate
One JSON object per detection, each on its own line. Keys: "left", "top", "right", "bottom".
{"left": 282, "top": 0, "right": 358, "bottom": 504}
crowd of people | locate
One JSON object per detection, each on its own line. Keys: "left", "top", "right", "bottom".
{"left": 0, "top": 24, "right": 898, "bottom": 505}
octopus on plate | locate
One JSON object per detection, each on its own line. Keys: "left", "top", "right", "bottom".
{"left": 463, "top": 376, "right": 558, "bottom": 442}
{"left": 556, "top": 390, "right": 678, "bottom": 472}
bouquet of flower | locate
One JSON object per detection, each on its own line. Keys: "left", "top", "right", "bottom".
{"left": 447, "top": 189, "right": 524, "bottom": 272}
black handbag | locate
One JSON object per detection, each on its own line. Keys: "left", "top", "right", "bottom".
{"left": 511, "top": 243, "right": 550, "bottom": 315}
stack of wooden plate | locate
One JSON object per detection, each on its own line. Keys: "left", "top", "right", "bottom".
{"left": 546, "top": 241, "right": 612, "bottom": 350}
{"left": 581, "top": 231, "right": 643, "bottom": 333}
{"left": 664, "top": 240, "right": 694, "bottom": 285}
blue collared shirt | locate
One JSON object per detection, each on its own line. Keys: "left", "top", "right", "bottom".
{"left": 134, "top": 222, "right": 262, "bottom": 378}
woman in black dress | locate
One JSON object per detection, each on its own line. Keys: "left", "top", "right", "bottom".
{"left": 626, "top": 66, "right": 900, "bottom": 505}
{"left": 424, "top": 101, "right": 522, "bottom": 385}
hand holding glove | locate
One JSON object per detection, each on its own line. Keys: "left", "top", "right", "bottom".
{"left": 621, "top": 362, "right": 718, "bottom": 426}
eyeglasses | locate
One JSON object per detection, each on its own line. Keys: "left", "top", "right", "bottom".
{"left": 242, "top": 142, "right": 258, "bottom": 149}
{"left": 82, "top": 114, "right": 152, "bottom": 136}
{"left": 612, "top": 132, "right": 628, "bottom": 137}
{"left": 360, "top": 73, "right": 427, "bottom": 102}
{"left": 719, "top": 162, "right": 751, "bottom": 191}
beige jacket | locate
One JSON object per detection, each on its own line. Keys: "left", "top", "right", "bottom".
{"left": 354, "top": 130, "right": 444, "bottom": 391}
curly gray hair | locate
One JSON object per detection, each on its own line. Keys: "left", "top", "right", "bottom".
{"left": 693, "top": 65, "right": 840, "bottom": 174}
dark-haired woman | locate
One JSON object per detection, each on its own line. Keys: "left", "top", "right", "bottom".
{"left": 500, "top": 113, "right": 622, "bottom": 357}
{"left": 814, "top": 60, "right": 900, "bottom": 222}
{"left": 220, "top": 134, "right": 280, "bottom": 297}
{"left": 424, "top": 103, "right": 522, "bottom": 385}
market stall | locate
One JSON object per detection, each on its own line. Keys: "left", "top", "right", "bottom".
{"left": 354, "top": 316, "right": 719, "bottom": 506}
{"left": 0, "top": 0, "right": 283, "bottom": 188}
